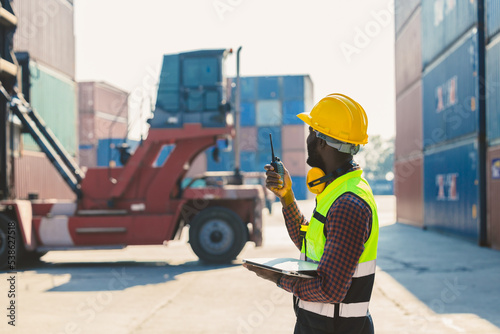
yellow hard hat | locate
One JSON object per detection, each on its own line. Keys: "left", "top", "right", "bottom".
{"left": 297, "top": 93, "right": 368, "bottom": 146}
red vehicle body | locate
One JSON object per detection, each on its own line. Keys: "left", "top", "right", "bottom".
{"left": 1, "top": 122, "right": 264, "bottom": 267}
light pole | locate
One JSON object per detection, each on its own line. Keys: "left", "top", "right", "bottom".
{"left": 234, "top": 46, "right": 242, "bottom": 181}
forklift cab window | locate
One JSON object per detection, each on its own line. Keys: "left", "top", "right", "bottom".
{"left": 153, "top": 144, "right": 175, "bottom": 167}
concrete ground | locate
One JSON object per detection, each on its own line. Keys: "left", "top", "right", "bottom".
{"left": 0, "top": 195, "right": 499, "bottom": 333}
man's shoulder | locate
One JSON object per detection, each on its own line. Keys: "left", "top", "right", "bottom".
{"left": 331, "top": 192, "right": 372, "bottom": 215}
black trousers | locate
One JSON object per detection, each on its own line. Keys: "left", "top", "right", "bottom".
{"left": 293, "top": 302, "right": 374, "bottom": 334}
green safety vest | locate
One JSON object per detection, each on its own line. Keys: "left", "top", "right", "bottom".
{"left": 298, "top": 169, "right": 379, "bottom": 320}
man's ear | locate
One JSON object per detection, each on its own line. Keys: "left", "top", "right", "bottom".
{"left": 318, "top": 138, "right": 328, "bottom": 149}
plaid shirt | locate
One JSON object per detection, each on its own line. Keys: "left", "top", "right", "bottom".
{"left": 279, "top": 169, "right": 373, "bottom": 303}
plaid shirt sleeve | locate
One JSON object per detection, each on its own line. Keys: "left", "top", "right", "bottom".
{"left": 282, "top": 201, "right": 309, "bottom": 250}
{"left": 279, "top": 192, "right": 372, "bottom": 303}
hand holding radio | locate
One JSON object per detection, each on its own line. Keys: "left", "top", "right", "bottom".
{"left": 269, "top": 133, "right": 285, "bottom": 187}
{"left": 265, "top": 134, "right": 293, "bottom": 205}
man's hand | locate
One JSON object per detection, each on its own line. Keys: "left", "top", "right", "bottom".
{"left": 243, "top": 263, "right": 282, "bottom": 285}
{"left": 264, "top": 164, "right": 294, "bottom": 207}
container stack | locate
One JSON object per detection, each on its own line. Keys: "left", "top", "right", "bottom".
{"left": 394, "top": 0, "right": 500, "bottom": 246}
{"left": 420, "top": 0, "right": 483, "bottom": 240}
{"left": 485, "top": 0, "right": 500, "bottom": 249}
{"left": 394, "top": 1, "right": 423, "bottom": 227}
{"left": 12, "top": 0, "right": 76, "bottom": 200}
{"left": 207, "top": 75, "right": 313, "bottom": 200}
{"left": 151, "top": 49, "right": 230, "bottom": 129}
{"left": 78, "top": 81, "right": 129, "bottom": 168}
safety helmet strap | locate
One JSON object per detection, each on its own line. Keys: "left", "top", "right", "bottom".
{"left": 315, "top": 131, "right": 360, "bottom": 155}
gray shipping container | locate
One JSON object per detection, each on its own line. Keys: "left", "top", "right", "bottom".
{"left": 13, "top": 0, "right": 75, "bottom": 79}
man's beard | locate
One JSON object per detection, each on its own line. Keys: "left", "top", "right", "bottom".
{"left": 307, "top": 137, "right": 326, "bottom": 171}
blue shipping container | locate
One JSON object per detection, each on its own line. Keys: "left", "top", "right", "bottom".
{"left": 240, "top": 102, "right": 256, "bottom": 127}
{"left": 156, "top": 89, "right": 180, "bottom": 111}
{"left": 486, "top": 37, "right": 500, "bottom": 144}
{"left": 182, "top": 57, "right": 219, "bottom": 87}
{"left": 257, "top": 150, "right": 281, "bottom": 171}
{"left": 240, "top": 151, "right": 258, "bottom": 172}
{"left": 282, "top": 76, "right": 304, "bottom": 100}
{"left": 256, "top": 100, "right": 282, "bottom": 126}
{"left": 257, "top": 126, "right": 282, "bottom": 151}
{"left": 421, "top": 0, "right": 477, "bottom": 67}
{"left": 206, "top": 150, "right": 260, "bottom": 172}
{"left": 258, "top": 77, "right": 281, "bottom": 100}
{"left": 291, "top": 176, "right": 308, "bottom": 200}
{"left": 240, "top": 77, "right": 257, "bottom": 102}
{"left": 487, "top": 0, "right": 500, "bottom": 39}
{"left": 158, "top": 54, "right": 180, "bottom": 88}
{"left": 206, "top": 149, "right": 235, "bottom": 172}
{"left": 156, "top": 54, "right": 180, "bottom": 111}
{"left": 423, "top": 139, "right": 479, "bottom": 238}
{"left": 153, "top": 49, "right": 227, "bottom": 128}
{"left": 283, "top": 100, "right": 305, "bottom": 125}
{"left": 369, "top": 179, "right": 394, "bottom": 195}
{"left": 422, "top": 30, "right": 479, "bottom": 148}
{"left": 395, "top": 0, "right": 421, "bottom": 37}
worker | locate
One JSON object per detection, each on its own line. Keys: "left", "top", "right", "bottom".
{"left": 244, "top": 93, "right": 379, "bottom": 334}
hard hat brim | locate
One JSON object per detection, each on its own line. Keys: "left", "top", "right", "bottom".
{"left": 297, "top": 112, "right": 312, "bottom": 127}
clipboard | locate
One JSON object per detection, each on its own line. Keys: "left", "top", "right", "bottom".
{"left": 243, "top": 257, "right": 318, "bottom": 279}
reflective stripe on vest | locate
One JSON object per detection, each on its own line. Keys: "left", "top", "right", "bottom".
{"left": 298, "top": 300, "right": 335, "bottom": 317}
{"left": 298, "top": 169, "right": 379, "bottom": 319}
{"left": 298, "top": 300, "right": 370, "bottom": 318}
{"left": 353, "top": 259, "right": 376, "bottom": 278}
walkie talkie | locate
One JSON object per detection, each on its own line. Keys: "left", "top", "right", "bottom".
{"left": 269, "top": 133, "right": 285, "bottom": 188}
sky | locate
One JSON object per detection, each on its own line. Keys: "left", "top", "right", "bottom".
{"left": 74, "top": 0, "right": 395, "bottom": 140}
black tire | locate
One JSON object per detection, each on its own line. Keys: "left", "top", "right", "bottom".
{"left": 0, "top": 214, "right": 21, "bottom": 271}
{"left": 189, "top": 207, "right": 247, "bottom": 263}
{"left": 22, "top": 250, "right": 47, "bottom": 264}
